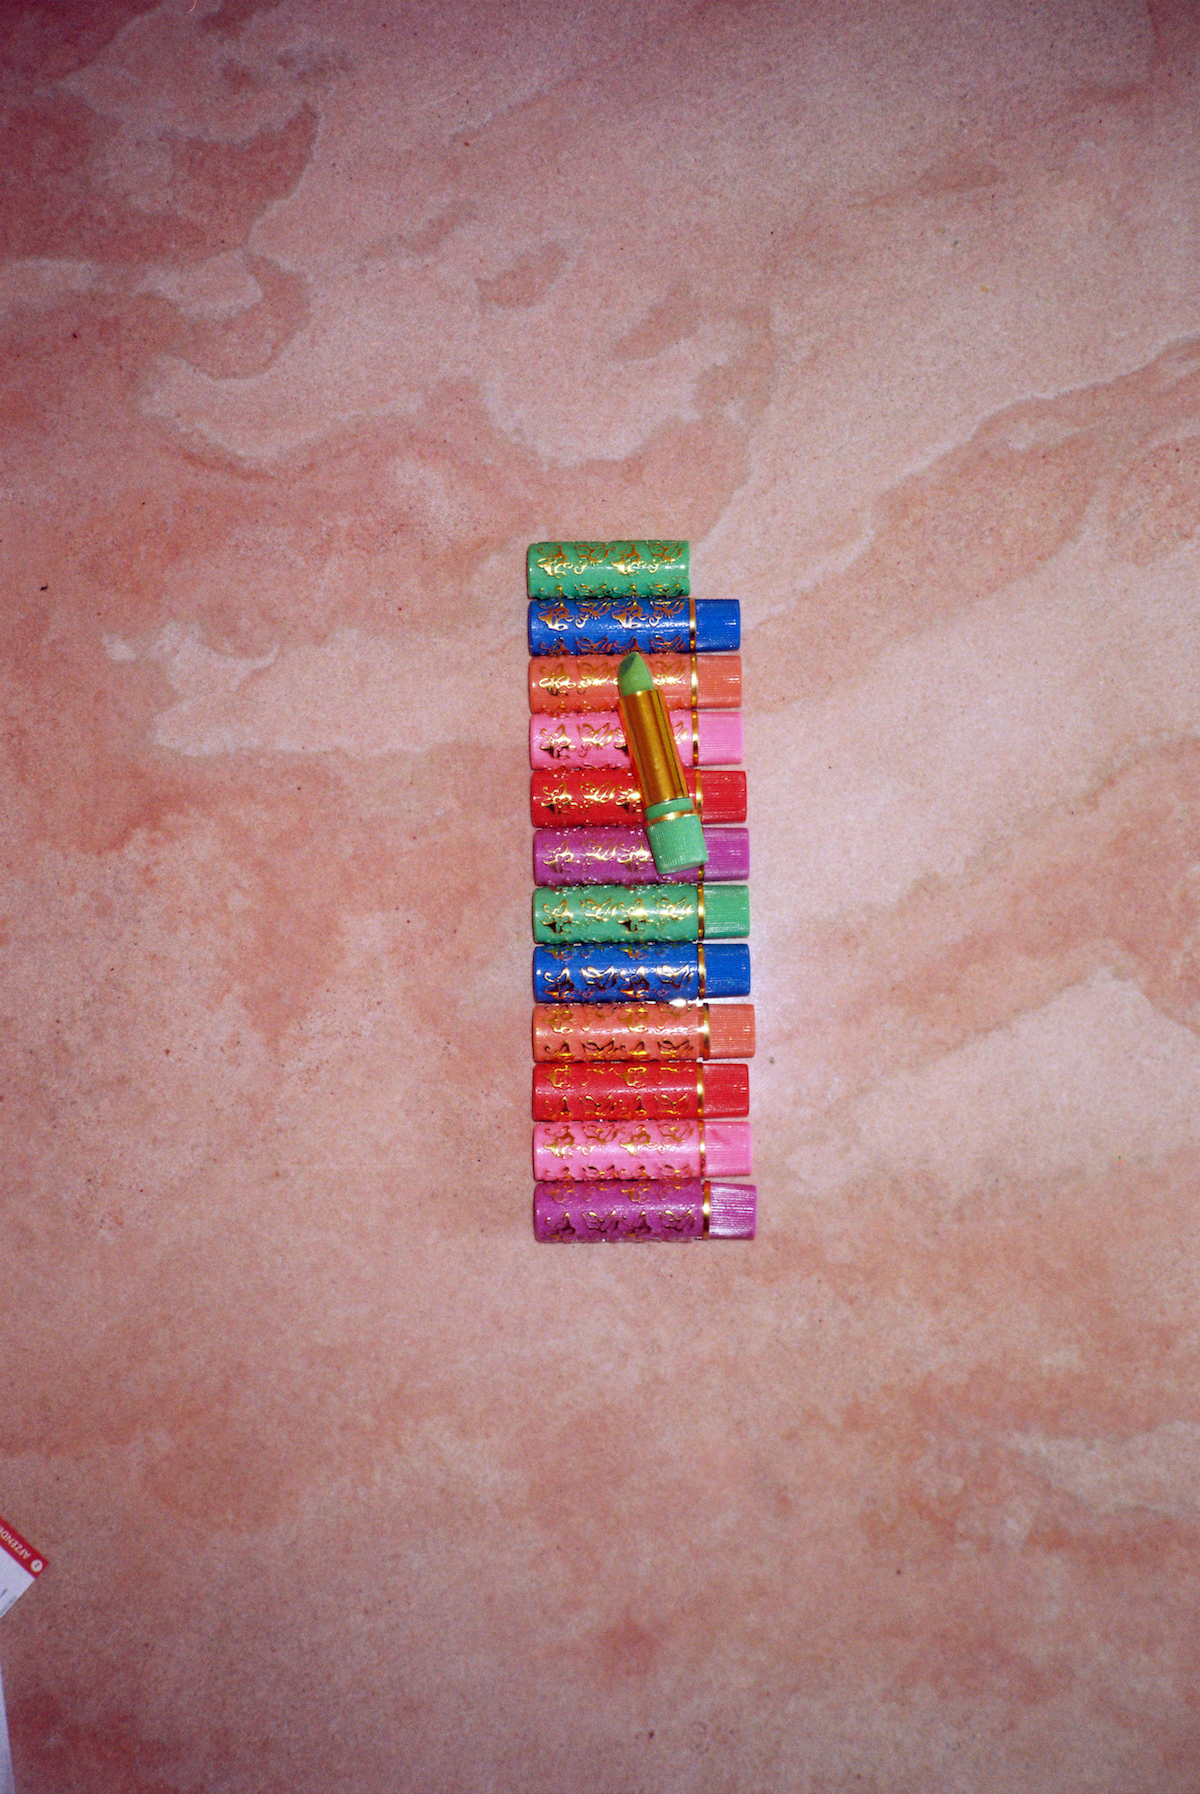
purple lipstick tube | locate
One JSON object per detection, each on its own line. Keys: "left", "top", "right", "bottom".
{"left": 534, "top": 825, "right": 749, "bottom": 887}
{"left": 534, "top": 1178, "right": 757, "bottom": 1243}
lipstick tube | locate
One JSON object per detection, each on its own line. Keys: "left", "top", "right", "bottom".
{"left": 528, "top": 598, "right": 739, "bottom": 657}
{"left": 534, "top": 1178, "right": 757, "bottom": 1242}
{"left": 534, "top": 1117, "right": 752, "bottom": 1182}
{"left": 532, "top": 1061, "right": 750, "bottom": 1122}
{"left": 616, "top": 651, "right": 707, "bottom": 874}
{"left": 530, "top": 710, "right": 743, "bottom": 771}
{"left": 527, "top": 539, "right": 689, "bottom": 599}
{"left": 530, "top": 768, "right": 747, "bottom": 827}
{"left": 533, "top": 882, "right": 749, "bottom": 945}
{"left": 529, "top": 654, "right": 741, "bottom": 715}
{"left": 533, "top": 942, "right": 750, "bottom": 1004}
{"left": 532, "top": 1001, "right": 755, "bottom": 1063}
{"left": 534, "top": 826, "right": 748, "bottom": 887}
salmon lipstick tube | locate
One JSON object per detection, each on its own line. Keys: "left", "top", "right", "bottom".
{"left": 529, "top": 654, "right": 741, "bottom": 715}
{"left": 530, "top": 768, "right": 747, "bottom": 827}
{"left": 533, "top": 1117, "right": 752, "bottom": 1182}
{"left": 534, "top": 826, "right": 748, "bottom": 887}
{"left": 532, "top": 1001, "right": 755, "bottom": 1063}
{"left": 533, "top": 882, "right": 749, "bottom": 945}
{"left": 530, "top": 710, "right": 743, "bottom": 771}
{"left": 534, "top": 1178, "right": 756, "bottom": 1242}
{"left": 532, "top": 1062, "right": 750, "bottom": 1122}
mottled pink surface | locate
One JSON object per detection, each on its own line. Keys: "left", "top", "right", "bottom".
{"left": 3, "top": 1, "right": 1200, "bottom": 1789}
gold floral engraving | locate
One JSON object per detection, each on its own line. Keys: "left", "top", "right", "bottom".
{"left": 542, "top": 1123, "right": 578, "bottom": 1157}
{"left": 536, "top": 722, "right": 574, "bottom": 760}
{"left": 540, "top": 968, "right": 577, "bottom": 1000}
{"left": 538, "top": 897, "right": 577, "bottom": 938}
{"left": 536, "top": 601, "right": 572, "bottom": 630}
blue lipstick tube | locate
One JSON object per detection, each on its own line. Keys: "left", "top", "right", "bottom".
{"left": 533, "top": 943, "right": 751, "bottom": 1004}
{"left": 529, "top": 597, "right": 739, "bottom": 657}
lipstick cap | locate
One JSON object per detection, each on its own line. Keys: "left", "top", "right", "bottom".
{"left": 707, "top": 1004, "right": 756, "bottom": 1058}
{"left": 528, "top": 540, "right": 689, "bottom": 599}
{"left": 702, "top": 884, "right": 750, "bottom": 938}
{"left": 696, "top": 712, "right": 744, "bottom": 765}
{"left": 528, "top": 599, "right": 740, "bottom": 656}
{"left": 704, "top": 1121, "right": 754, "bottom": 1178}
{"left": 705, "top": 943, "right": 751, "bottom": 997}
{"left": 703, "top": 1063, "right": 750, "bottom": 1115}
{"left": 647, "top": 809, "right": 707, "bottom": 876}
{"left": 707, "top": 1181, "right": 757, "bottom": 1239}
{"left": 698, "top": 771, "right": 748, "bottom": 824}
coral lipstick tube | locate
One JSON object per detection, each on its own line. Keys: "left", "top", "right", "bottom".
{"left": 531, "top": 709, "right": 743, "bottom": 771}
{"left": 532, "top": 1061, "right": 750, "bottom": 1122}
{"left": 532, "top": 1001, "right": 755, "bottom": 1063}
{"left": 529, "top": 654, "right": 741, "bottom": 715}
{"left": 534, "top": 826, "right": 748, "bottom": 887}
{"left": 533, "top": 1117, "right": 753, "bottom": 1181}
{"left": 533, "top": 942, "right": 750, "bottom": 1004}
{"left": 528, "top": 598, "right": 739, "bottom": 656}
{"left": 534, "top": 1178, "right": 757, "bottom": 1242}
{"left": 533, "top": 882, "right": 749, "bottom": 945}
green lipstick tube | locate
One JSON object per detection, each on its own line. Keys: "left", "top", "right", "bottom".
{"left": 527, "top": 540, "right": 689, "bottom": 600}
{"left": 533, "top": 882, "right": 749, "bottom": 946}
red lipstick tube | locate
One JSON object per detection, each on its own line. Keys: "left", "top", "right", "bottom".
{"left": 530, "top": 767, "right": 746, "bottom": 827}
{"left": 532, "top": 1061, "right": 749, "bottom": 1121}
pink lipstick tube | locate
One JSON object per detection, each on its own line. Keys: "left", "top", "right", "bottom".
{"left": 532, "top": 1001, "right": 755, "bottom": 1063}
{"left": 530, "top": 709, "right": 743, "bottom": 771}
{"left": 529, "top": 653, "right": 741, "bottom": 715}
{"left": 533, "top": 1117, "right": 752, "bottom": 1181}
{"left": 534, "top": 1178, "right": 757, "bottom": 1242}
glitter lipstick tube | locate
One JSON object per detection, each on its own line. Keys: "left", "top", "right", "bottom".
{"left": 531, "top": 710, "right": 742, "bottom": 771}
{"left": 534, "top": 882, "right": 749, "bottom": 945}
{"left": 530, "top": 767, "right": 747, "bottom": 828}
{"left": 529, "top": 654, "right": 741, "bottom": 715}
{"left": 528, "top": 598, "right": 739, "bottom": 657}
{"left": 534, "top": 1178, "right": 756, "bottom": 1242}
{"left": 532, "top": 1001, "right": 755, "bottom": 1063}
{"left": 534, "top": 826, "right": 749, "bottom": 887}
{"left": 533, "top": 942, "right": 751, "bottom": 1004}
{"left": 533, "top": 1117, "right": 752, "bottom": 1182}
{"left": 532, "top": 1061, "right": 750, "bottom": 1122}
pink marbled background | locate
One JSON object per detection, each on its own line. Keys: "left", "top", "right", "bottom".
{"left": 3, "top": 1, "right": 1200, "bottom": 1788}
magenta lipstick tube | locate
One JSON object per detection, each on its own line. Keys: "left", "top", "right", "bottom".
{"left": 533, "top": 1117, "right": 752, "bottom": 1182}
{"left": 530, "top": 709, "right": 743, "bottom": 771}
{"left": 534, "top": 1178, "right": 756, "bottom": 1242}
{"left": 534, "top": 825, "right": 749, "bottom": 887}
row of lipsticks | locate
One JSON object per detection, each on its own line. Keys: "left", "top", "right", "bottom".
{"left": 527, "top": 539, "right": 756, "bottom": 1244}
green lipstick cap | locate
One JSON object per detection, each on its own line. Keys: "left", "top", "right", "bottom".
{"left": 647, "top": 809, "right": 708, "bottom": 874}
{"left": 702, "top": 883, "right": 750, "bottom": 938}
